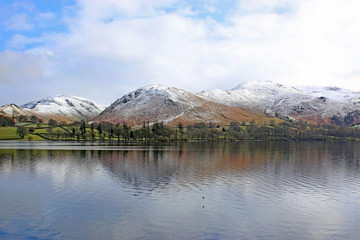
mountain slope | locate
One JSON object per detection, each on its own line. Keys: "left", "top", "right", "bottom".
{"left": 0, "top": 104, "right": 32, "bottom": 118}
{"left": 92, "top": 85, "right": 269, "bottom": 126}
{"left": 21, "top": 95, "right": 105, "bottom": 122}
{"left": 199, "top": 81, "right": 360, "bottom": 124}
{"left": 199, "top": 81, "right": 304, "bottom": 112}
{"left": 3, "top": 82, "right": 360, "bottom": 126}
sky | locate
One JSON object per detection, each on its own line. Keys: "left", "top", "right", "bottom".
{"left": 1, "top": 0, "right": 360, "bottom": 106}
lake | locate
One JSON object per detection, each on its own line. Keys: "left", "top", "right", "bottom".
{"left": 0, "top": 141, "right": 360, "bottom": 239}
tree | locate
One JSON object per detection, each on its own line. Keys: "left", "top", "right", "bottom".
{"left": 54, "top": 129, "right": 62, "bottom": 140}
{"left": 0, "top": 115, "right": 15, "bottom": 127}
{"left": 30, "top": 115, "right": 41, "bottom": 123}
{"left": 47, "top": 126, "right": 54, "bottom": 139}
{"left": 109, "top": 128, "right": 114, "bottom": 140}
{"left": 36, "top": 118, "right": 43, "bottom": 127}
{"left": 17, "top": 115, "right": 28, "bottom": 122}
{"left": 90, "top": 124, "right": 95, "bottom": 141}
{"left": 16, "top": 126, "right": 27, "bottom": 138}
{"left": 48, "top": 119, "right": 57, "bottom": 127}
{"left": 228, "top": 122, "right": 246, "bottom": 140}
{"left": 123, "top": 123, "right": 130, "bottom": 141}
{"left": 80, "top": 121, "right": 87, "bottom": 140}
{"left": 96, "top": 124, "right": 102, "bottom": 135}
{"left": 98, "top": 122, "right": 114, "bottom": 140}
{"left": 71, "top": 128, "right": 76, "bottom": 139}
{"left": 114, "top": 125, "right": 121, "bottom": 141}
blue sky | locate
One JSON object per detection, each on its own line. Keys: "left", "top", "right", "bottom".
{"left": 0, "top": 0, "right": 239, "bottom": 51}
{"left": 1, "top": 0, "right": 360, "bottom": 106}
{"left": 0, "top": 0, "right": 73, "bottom": 50}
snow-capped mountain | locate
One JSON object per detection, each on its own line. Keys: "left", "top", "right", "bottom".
{"left": 92, "top": 85, "right": 266, "bottom": 126}
{"left": 3, "top": 81, "right": 360, "bottom": 126}
{"left": 199, "top": 81, "right": 304, "bottom": 112}
{"left": 0, "top": 104, "right": 32, "bottom": 118}
{"left": 199, "top": 81, "right": 360, "bottom": 124}
{"left": 21, "top": 95, "right": 105, "bottom": 122}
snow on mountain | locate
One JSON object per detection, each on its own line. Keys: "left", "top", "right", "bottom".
{"left": 3, "top": 82, "right": 360, "bottom": 125}
{"left": 200, "top": 81, "right": 305, "bottom": 111}
{"left": 21, "top": 95, "right": 105, "bottom": 122}
{"left": 297, "top": 86, "right": 360, "bottom": 105}
{"left": 92, "top": 84, "right": 266, "bottom": 126}
{"left": 199, "top": 81, "right": 360, "bottom": 124}
{"left": 0, "top": 104, "right": 32, "bottom": 117}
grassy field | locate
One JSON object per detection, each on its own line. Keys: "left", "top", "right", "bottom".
{"left": 0, "top": 122, "right": 85, "bottom": 141}
{"left": 27, "top": 134, "right": 47, "bottom": 141}
{"left": 0, "top": 122, "right": 56, "bottom": 141}
{"left": 0, "top": 127, "right": 21, "bottom": 140}
{"left": 0, "top": 127, "right": 49, "bottom": 140}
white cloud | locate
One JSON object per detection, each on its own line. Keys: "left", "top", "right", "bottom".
{"left": 237, "top": 0, "right": 294, "bottom": 12}
{"left": 0, "top": 50, "right": 52, "bottom": 83}
{"left": 2, "top": 0, "right": 360, "bottom": 105}
{"left": 6, "top": 34, "right": 43, "bottom": 49}
{"left": 37, "top": 12, "right": 55, "bottom": 20}
{"left": 5, "top": 13, "right": 34, "bottom": 31}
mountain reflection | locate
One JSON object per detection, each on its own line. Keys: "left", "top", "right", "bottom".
{"left": 1, "top": 141, "right": 360, "bottom": 240}
{"left": 0, "top": 142, "right": 359, "bottom": 191}
{"left": 98, "top": 143, "right": 284, "bottom": 191}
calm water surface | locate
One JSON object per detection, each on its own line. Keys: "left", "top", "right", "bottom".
{"left": 0, "top": 141, "right": 360, "bottom": 239}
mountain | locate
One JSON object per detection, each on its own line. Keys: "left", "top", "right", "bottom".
{"left": 20, "top": 95, "right": 105, "bottom": 122}
{"left": 199, "top": 81, "right": 304, "bottom": 112}
{"left": 3, "top": 82, "right": 360, "bottom": 126}
{"left": 199, "top": 81, "right": 360, "bottom": 124}
{"left": 0, "top": 104, "right": 32, "bottom": 118}
{"left": 92, "top": 85, "right": 269, "bottom": 126}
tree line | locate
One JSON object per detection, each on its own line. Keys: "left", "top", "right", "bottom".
{"left": 0, "top": 115, "right": 15, "bottom": 127}
{"left": 3, "top": 113, "right": 360, "bottom": 141}
{"left": 34, "top": 120, "right": 360, "bottom": 142}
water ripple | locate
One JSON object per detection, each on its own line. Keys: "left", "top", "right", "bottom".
{"left": 1, "top": 141, "right": 360, "bottom": 239}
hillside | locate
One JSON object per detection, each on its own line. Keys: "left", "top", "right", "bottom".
{"left": 2, "top": 82, "right": 360, "bottom": 126}
{"left": 21, "top": 95, "right": 105, "bottom": 122}
{"left": 92, "top": 85, "right": 269, "bottom": 126}
{"left": 199, "top": 81, "right": 360, "bottom": 124}
{"left": 0, "top": 104, "right": 33, "bottom": 118}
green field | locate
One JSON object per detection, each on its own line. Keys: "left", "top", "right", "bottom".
{"left": 0, "top": 127, "right": 21, "bottom": 140}
{"left": 0, "top": 121, "right": 85, "bottom": 141}
{"left": 0, "top": 123, "right": 56, "bottom": 141}
{"left": 0, "top": 127, "right": 49, "bottom": 140}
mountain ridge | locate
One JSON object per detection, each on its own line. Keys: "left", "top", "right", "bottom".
{"left": 91, "top": 84, "right": 269, "bottom": 126}
{"left": 1, "top": 95, "right": 105, "bottom": 122}
{"left": 2, "top": 81, "right": 360, "bottom": 126}
{"left": 198, "top": 81, "right": 360, "bottom": 124}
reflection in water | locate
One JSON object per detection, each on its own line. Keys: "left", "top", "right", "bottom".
{"left": 0, "top": 141, "right": 360, "bottom": 239}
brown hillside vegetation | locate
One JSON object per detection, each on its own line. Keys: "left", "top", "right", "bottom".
{"left": 91, "top": 85, "right": 274, "bottom": 127}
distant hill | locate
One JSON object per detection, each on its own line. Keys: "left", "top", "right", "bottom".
{"left": 1, "top": 95, "right": 105, "bottom": 123}
{"left": 2, "top": 81, "right": 360, "bottom": 126}
{"left": 0, "top": 104, "right": 33, "bottom": 118}
{"left": 91, "top": 85, "right": 268, "bottom": 126}
{"left": 199, "top": 81, "right": 360, "bottom": 125}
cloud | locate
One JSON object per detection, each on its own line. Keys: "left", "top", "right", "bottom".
{"left": 5, "top": 13, "right": 34, "bottom": 31}
{"left": 2, "top": 0, "right": 360, "bottom": 106}
{"left": 59, "top": 0, "right": 360, "bottom": 91}
{"left": 6, "top": 34, "right": 44, "bottom": 49}
{"left": 2, "top": 2, "right": 58, "bottom": 34}
{"left": 0, "top": 50, "right": 52, "bottom": 83}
